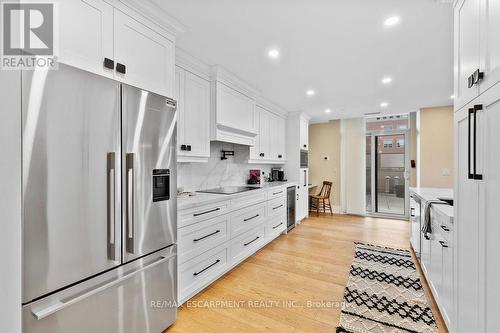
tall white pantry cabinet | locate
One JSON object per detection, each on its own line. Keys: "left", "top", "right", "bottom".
{"left": 453, "top": 0, "right": 500, "bottom": 332}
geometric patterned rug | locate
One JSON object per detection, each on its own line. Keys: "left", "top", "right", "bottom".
{"left": 337, "top": 242, "right": 439, "bottom": 333}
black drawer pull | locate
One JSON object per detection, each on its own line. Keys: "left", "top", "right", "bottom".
{"left": 272, "top": 222, "right": 283, "bottom": 230}
{"left": 260, "top": 153, "right": 265, "bottom": 157}
{"left": 103, "top": 57, "right": 114, "bottom": 69}
{"left": 272, "top": 191, "right": 282, "bottom": 195}
{"left": 193, "top": 230, "right": 221, "bottom": 242}
{"left": 244, "top": 236, "right": 260, "bottom": 246}
{"left": 181, "top": 144, "right": 187, "bottom": 151}
{"left": 439, "top": 240, "right": 449, "bottom": 248}
{"left": 193, "top": 207, "right": 221, "bottom": 217}
{"left": 410, "top": 208, "right": 415, "bottom": 217}
{"left": 440, "top": 225, "right": 450, "bottom": 232}
{"left": 278, "top": 154, "right": 282, "bottom": 158}
{"left": 187, "top": 145, "right": 192, "bottom": 152}
{"left": 273, "top": 204, "right": 283, "bottom": 210}
{"left": 193, "top": 259, "right": 221, "bottom": 276}
{"left": 473, "top": 69, "right": 484, "bottom": 85}
{"left": 116, "top": 63, "right": 126, "bottom": 74}
{"left": 473, "top": 104, "right": 483, "bottom": 180}
{"left": 243, "top": 214, "right": 259, "bottom": 222}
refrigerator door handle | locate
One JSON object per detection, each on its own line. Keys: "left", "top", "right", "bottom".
{"left": 126, "top": 153, "right": 135, "bottom": 254}
{"left": 31, "top": 253, "right": 174, "bottom": 320}
{"left": 107, "top": 152, "right": 116, "bottom": 261}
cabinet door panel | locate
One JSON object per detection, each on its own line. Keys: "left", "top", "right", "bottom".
{"left": 481, "top": 93, "right": 500, "bottom": 333}
{"left": 260, "top": 109, "right": 271, "bottom": 159}
{"left": 480, "top": 0, "right": 500, "bottom": 93}
{"left": 455, "top": 106, "right": 481, "bottom": 333}
{"left": 58, "top": 0, "right": 113, "bottom": 77}
{"left": 455, "top": 0, "right": 481, "bottom": 110}
{"left": 249, "top": 106, "right": 263, "bottom": 160}
{"left": 183, "top": 72, "right": 210, "bottom": 158}
{"left": 114, "top": 10, "right": 174, "bottom": 97}
{"left": 216, "top": 82, "right": 257, "bottom": 134}
{"left": 174, "top": 67, "right": 184, "bottom": 156}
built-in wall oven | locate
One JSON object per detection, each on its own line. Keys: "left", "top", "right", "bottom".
{"left": 300, "top": 149, "right": 308, "bottom": 168}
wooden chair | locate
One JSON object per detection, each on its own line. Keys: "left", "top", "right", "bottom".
{"left": 309, "top": 181, "right": 333, "bottom": 216}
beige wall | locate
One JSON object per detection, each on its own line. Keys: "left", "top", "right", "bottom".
{"left": 309, "top": 120, "right": 341, "bottom": 206}
{"left": 418, "top": 106, "right": 454, "bottom": 188}
{"left": 409, "top": 112, "right": 417, "bottom": 187}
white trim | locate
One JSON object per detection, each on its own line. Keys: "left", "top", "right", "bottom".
{"left": 340, "top": 120, "right": 346, "bottom": 213}
{"left": 175, "top": 48, "right": 211, "bottom": 80}
{"left": 210, "top": 65, "right": 260, "bottom": 99}
{"left": 116, "top": 0, "right": 187, "bottom": 36}
{"left": 255, "top": 96, "right": 288, "bottom": 118}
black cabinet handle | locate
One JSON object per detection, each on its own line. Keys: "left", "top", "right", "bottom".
{"left": 439, "top": 240, "right": 449, "bottom": 248}
{"left": 272, "top": 222, "right": 283, "bottom": 230}
{"left": 193, "top": 230, "right": 220, "bottom": 242}
{"left": 273, "top": 204, "right": 283, "bottom": 210}
{"left": 243, "top": 214, "right": 259, "bottom": 222}
{"left": 259, "top": 153, "right": 265, "bottom": 157}
{"left": 473, "top": 69, "right": 484, "bottom": 85}
{"left": 440, "top": 225, "right": 450, "bottom": 232}
{"left": 244, "top": 236, "right": 259, "bottom": 246}
{"left": 193, "top": 207, "right": 220, "bottom": 217}
{"left": 193, "top": 259, "right": 221, "bottom": 276}
{"left": 410, "top": 208, "right": 415, "bottom": 217}
{"left": 278, "top": 154, "right": 282, "bottom": 158}
{"left": 424, "top": 234, "right": 430, "bottom": 240}
{"left": 103, "top": 58, "right": 114, "bottom": 69}
{"left": 468, "top": 74, "right": 475, "bottom": 88}
{"left": 186, "top": 145, "right": 192, "bottom": 152}
{"left": 303, "top": 144, "right": 307, "bottom": 148}
{"left": 181, "top": 144, "right": 187, "bottom": 151}
{"left": 116, "top": 63, "right": 126, "bottom": 74}
{"left": 468, "top": 108, "right": 473, "bottom": 179}
{"left": 473, "top": 104, "right": 483, "bottom": 180}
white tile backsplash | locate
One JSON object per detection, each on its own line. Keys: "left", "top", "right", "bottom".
{"left": 177, "top": 142, "right": 280, "bottom": 192}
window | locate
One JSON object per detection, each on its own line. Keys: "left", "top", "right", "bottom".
{"left": 366, "top": 114, "right": 409, "bottom": 132}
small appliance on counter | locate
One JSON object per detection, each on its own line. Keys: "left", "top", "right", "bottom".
{"left": 271, "top": 167, "right": 286, "bottom": 182}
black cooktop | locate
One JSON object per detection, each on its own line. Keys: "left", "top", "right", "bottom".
{"left": 197, "top": 186, "right": 259, "bottom": 195}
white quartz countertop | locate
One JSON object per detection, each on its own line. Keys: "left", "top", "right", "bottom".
{"left": 177, "top": 181, "right": 297, "bottom": 210}
{"left": 410, "top": 187, "right": 454, "bottom": 222}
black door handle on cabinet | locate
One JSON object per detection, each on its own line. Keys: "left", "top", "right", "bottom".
{"left": 278, "top": 154, "right": 282, "bottom": 159}
{"left": 116, "top": 63, "right": 126, "bottom": 74}
{"left": 260, "top": 153, "right": 265, "bottom": 157}
{"left": 181, "top": 144, "right": 187, "bottom": 151}
{"left": 410, "top": 208, "right": 415, "bottom": 217}
{"left": 303, "top": 144, "right": 307, "bottom": 148}
{"left": 473, "top": 104, "right": 483, "bottom": 180}
{"left": 104, "top": 58, "right": 114, "bottom": 69}
{"left": 193, "top": 259, "right": 220, "bottom": 276}
{"left": 186, "top": 145, "right": 192, "bottom": 152}
{"left": 468, "top": 108, "right": 474, "bottom": 179}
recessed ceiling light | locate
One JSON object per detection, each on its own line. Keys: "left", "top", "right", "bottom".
{"left": 381, "top": 77, "right": 393, "bottom": 84}
{"left": 325, "top": 108, "right": 331, "bottom": 114}
{"left": 384, "top": 16, "right": 400, "bottom": 27}
{"left": 450, "top": 94, "right": 455, "bottom": 99}
{"left": 267, "top": 49, "right": 280, "bottom": 59}
{"left": 380, "top": 102, "right": 389, "bottom": 108}
{"left": 306, "top": 89, "right": 315, "bottom": 96}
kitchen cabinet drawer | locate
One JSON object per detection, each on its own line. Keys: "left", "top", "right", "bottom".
{"left": 266, "top": 216, "right": 286, "bottom": 241}
{"left": 178, "top": 243, "right": 229, "bottom": 303}
{"left": 267, "top": 197, "right": 286, "bottom": 218}
{"left": 231, "top": 191, "right": 267, "bottom": 210}
{"left": 178, "top": 201, "right": 230, "bottom": 228}
{"left": 178, "top": 215, "right": 230, "bottom": 264}
{"left": 230, "top": 202, "right": 266, "bottom": 237}
{"left": 230, "top": 225, "right": 265, "bottom": 265}
{"left": 267, "top": 187, "right": 286, "bottom": 200}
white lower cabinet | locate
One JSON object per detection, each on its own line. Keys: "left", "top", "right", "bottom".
{"left": 177, "top": 185, "right": 289, "bottom": 304}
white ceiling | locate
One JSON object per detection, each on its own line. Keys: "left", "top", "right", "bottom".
{"left": 153, "top": 0, "right": 454, "bottom": 122}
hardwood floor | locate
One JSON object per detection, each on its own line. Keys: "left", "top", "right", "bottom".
{"left": 167, "top": 214, "right": 448, "bottom": 333}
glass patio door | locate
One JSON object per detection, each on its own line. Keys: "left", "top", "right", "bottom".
{"left": 366, "top": 131, "right": 409, "bottom": 217}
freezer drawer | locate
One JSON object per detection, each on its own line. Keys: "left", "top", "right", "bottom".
{"left": 23, "top": 247, "right": 177, "bottom": 333}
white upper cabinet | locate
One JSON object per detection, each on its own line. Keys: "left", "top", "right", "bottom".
{"left": 58, "top": 0, "right": 175, "bottom": 97}
{"left": 454, "top": 0, "right": 500, "bottom": 111}
{"left": 175, "top": 66, "right": 210, "bottom": 162}
{"left": 58, "top": 0, "right": 114, "bottom": 78}
{"left": 300, "top": 116, "right": 309, "bottom": 150}
{"left": 249, "top": 106, "right": 286, "bottom": 164}
{"left": 114, "top": 9, "right": 175, "bottom": 97}
{"left": 479, "top": 0, "right": 500, "bottom": 94}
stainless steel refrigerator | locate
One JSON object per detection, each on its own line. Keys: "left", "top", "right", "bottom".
{"left": 21, "top": 64, "right": 177, "bottom": 333}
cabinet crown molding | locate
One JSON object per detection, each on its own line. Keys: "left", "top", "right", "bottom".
{"left": 210, "top": 65, "right": 260, "bottom": 99}
{"left": 117, "top": 0, "right": 187, "bottom": 36}
{"left": 176, "top": 48, "right": 211, "bottom": 80}
{"left": 256, "top": 97, "right": 288, "bottom": 118}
